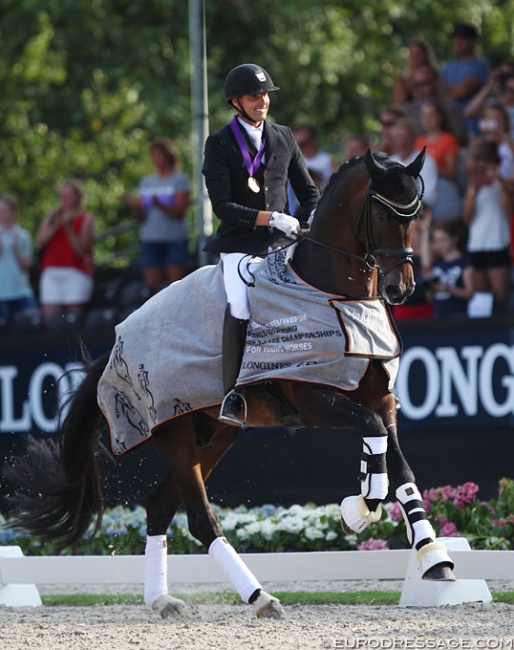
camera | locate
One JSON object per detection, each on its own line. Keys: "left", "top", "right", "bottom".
{"left": 478, "top": 118, "right": 498, "bottom": 132}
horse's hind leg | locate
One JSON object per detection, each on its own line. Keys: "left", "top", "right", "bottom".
{"left": 386, "top": 422, "right": 455, "bottom": 581}
{"left": 144, "top": 471, "right": 187, "bottom": 618}
{"left": 145, "top": 422, "right": 238, "bottom": 618}
{"left": 150, "top": 418, "right": 284, "bottom": 619}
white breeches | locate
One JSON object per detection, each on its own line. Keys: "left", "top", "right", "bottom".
{"left": 221, "top": 252, "right": 264, "bottom": 320}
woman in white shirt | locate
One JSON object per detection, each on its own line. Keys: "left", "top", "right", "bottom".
{"left": 462, "top": 140, "right": 512, "bottom": 313}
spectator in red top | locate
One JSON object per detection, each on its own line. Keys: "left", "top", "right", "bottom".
{"left": 35, "top": 179, "right": 95, "bottom": 327}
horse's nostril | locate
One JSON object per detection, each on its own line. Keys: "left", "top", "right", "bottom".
{"left": 385, "top": 286, "right": 402, "bottom": 300}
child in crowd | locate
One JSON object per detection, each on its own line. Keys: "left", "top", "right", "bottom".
{"left": 429, "top": 220, "right": 473, "bottom": 318}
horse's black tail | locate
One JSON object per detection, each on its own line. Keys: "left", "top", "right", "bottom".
{"left": 3, "top": 353, "right": 110, "bottom": 550}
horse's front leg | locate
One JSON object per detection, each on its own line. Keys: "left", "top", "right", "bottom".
{"left": 385, "top": 413, "right": 455, "bottom": 581}
{"left": 293, "top": 384, "right": 390, "bottom": 534}
{"left": 294, "top": 384, "right": 455, "bottom": 580}
{"left": 150, "top": 419, "right": 284, "bottom": 620}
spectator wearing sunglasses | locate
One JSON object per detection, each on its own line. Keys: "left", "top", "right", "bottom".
{"left": 376, "top": 105, "right": 406, "bottom": 156}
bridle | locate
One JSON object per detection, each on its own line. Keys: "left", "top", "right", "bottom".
{"left": 299, "top": 178, "right": 424, "bottom": 295}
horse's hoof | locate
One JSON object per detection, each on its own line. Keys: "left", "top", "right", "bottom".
{"left": 254, "top": 590, "right": 285, "bottom": 620}
{"left": 152, "top": 594, "right": 186, "bottom": 619}
{"left": 340, "top": 495, "right": 382, "bottom": 534}
{"left": 418, "top": 541, "right": 455, "bottom": 581}
{"left": 423, "top": 563, "right": 456, "bottom": 582}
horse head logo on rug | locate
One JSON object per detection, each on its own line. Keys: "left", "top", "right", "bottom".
{"left": 6, "top": 148, "right": 455, "bottom": 622}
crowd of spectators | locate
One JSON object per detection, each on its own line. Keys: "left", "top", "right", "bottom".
{"left": 2, "top": 22, "right": 514, "bottom": 333}
{"left": 297, "top": 22, "right": 514, "bottom": 321}
{"left": 382, "top": 22, "right": 514, "bottom": 319}
{"left": 0, "top": 137, "right": 192, "bottom": 334}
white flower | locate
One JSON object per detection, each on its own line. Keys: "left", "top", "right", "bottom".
{"left": 276, "top": 516, "right": 305, "bottom": 534}
{"left": 259, "top": 519, "right": 277, "bottom": 541}
{"left": 304, "top": 526, "right": 324, "bottom": 541}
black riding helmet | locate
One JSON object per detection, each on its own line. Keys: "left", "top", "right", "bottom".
{"left": 224, "top": 64, "right": 279, "bottom": 104}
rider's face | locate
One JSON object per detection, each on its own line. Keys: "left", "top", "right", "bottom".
{"left": 235, "top": 93, "right": 270, "bottom": 125}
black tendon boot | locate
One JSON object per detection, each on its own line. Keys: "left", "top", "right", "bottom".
{"left": 219, "top": 306, "right": 249, "bottom": 426}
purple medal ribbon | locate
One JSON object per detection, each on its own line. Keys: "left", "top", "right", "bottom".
{"left": 230, "top": 116, "right": 265, "bottom": 180}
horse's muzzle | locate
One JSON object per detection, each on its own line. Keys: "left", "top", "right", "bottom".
{"left": 383, "top": 279, "right": 415, "bottom": 305}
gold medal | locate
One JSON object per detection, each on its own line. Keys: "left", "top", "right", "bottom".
{"left": 248, "top": 177, "right": 260, "bottom": 193}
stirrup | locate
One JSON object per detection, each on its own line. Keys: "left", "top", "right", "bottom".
{"left": 219, "top": 390, "right": 247, "bottom": 426}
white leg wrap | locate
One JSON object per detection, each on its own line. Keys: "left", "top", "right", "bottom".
{"left": 396, "top": 482, "right": 436, "bottom": 547}
{"left": 417, "top": 541, "right": 455, "bottom": 577}
{"left": 209, "top": 537, "right": 262, "bottom": 604}
{"left": 144, "top": 535, "right": 168, "bottom": 608}
{"left": 340, "top": 495, "right": 382, "bottom": 534}
{"left": 361, "top": 437, "right": 388, "bottom": 500}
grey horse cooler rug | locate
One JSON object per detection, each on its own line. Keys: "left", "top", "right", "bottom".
{"left": 97, "top": 252, "right": 401, "bottom": 454}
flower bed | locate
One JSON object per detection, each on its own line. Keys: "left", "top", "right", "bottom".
{"left": 2, "top": 479, "right": 513, "bottom": 556}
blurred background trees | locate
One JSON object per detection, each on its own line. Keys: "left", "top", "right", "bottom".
{"left": 1, "top": 0, "right": 514, "bottom": 265}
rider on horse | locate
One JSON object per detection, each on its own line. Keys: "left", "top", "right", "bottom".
{"left": 202, "top": 63, "right": 319, "bottom": 426}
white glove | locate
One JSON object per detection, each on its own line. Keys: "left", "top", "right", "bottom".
{"left": 269, "top": 212, "right": 301, "bottom": 238}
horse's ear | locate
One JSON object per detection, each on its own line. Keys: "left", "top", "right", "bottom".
{"left": 406, "top": 146, "right": 426, "bottom": 179}
{"left": 365, "top": 148, "right": 387, "bottom": 182}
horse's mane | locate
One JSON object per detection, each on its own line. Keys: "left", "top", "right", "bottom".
{"left": 315, "top": 154, "right": 369, "bottom": 214}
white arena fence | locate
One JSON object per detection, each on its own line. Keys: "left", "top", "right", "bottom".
{"left": 1, "top": 540, "right": 513, "bottom": 607}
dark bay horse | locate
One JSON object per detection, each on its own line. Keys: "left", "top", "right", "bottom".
{"left": 6, "top": 149, "right": 455, "bottom": 620}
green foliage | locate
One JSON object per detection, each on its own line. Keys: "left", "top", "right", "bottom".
{"left": 3, "top": 1, "right": 514, "bottom": 262}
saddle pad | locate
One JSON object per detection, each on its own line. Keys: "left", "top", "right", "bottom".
{"left": 237, "top": 252, "right": 401, "bottom": 392}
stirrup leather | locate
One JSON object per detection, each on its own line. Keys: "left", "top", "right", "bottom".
{"left": 219, "top": 389, "right": 247, "bottom": 426}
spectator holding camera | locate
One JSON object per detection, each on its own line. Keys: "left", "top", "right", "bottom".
{"left": 464, "top": 63, "right": 514, "bottom": 139}
{"left": 462, "top": 140, "right": 512, "bottom": 315}
{"left": 471, "top": 103, "right": 514, "bottom": 181}
{"left": 122, "top": 137, "right": 191, "bottom": 294}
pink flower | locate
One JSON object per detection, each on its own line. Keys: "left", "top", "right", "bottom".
{"left": 357, "top": 538, "right": 389, "bottom": 550}
{"left": 423, "top": 485, "right": 455, "bottom": 504}
{"left": 453, "top": 482, "right": 479, "bottom": 508}
{"left": 492, "top": 519, "right": 504, "bottom": 529}
{"left": 439, "top": 521, "right": 459, "bottom": 537}
{"left": 389, "top": 502, "right": 404, "bottom": 522}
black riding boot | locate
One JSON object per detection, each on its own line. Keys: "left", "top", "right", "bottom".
{"left": 219, "top": 306, "right": 249, "bottom": 426}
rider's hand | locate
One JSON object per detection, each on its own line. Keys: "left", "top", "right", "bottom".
{"left": 269, "top": 212, "right": 301, "bottom": 238}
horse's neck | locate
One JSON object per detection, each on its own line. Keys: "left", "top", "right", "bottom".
{"left": 292, "top": 238, "right": 376, "bottom": 297}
